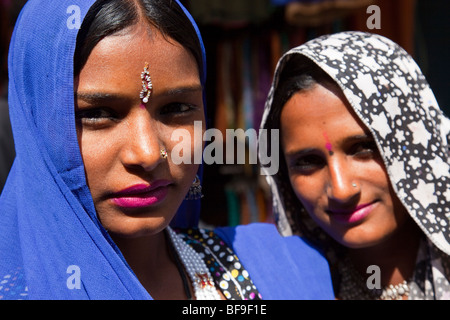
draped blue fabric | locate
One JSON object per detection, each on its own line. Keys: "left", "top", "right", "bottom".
{"left": 216, "top": 223, "right": 334, "bottom": 300}
{"left": 1, "top": 0, "right": 146, "bottom": 300}
{"left": 0, "top": 0, "right": 333, "bottom": 300}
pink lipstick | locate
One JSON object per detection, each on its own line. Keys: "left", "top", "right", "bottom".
{"left": 111, "top": 181, "right": 171, "bottom": 208}
{"left": 329, "top": 202, "right": 377, "bottom": 224}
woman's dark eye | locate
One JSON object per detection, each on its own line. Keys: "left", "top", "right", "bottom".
{"left": 75, "top": 108, "right": 117, "bottom": 127}
{"left": 290, "top": 155, "right": 325, "bottom": 174}
{"left": 160, "top": 103, "right": 196, "bottom": 115}
{"left": 351, "top": 140, "right": 378, "bottom": 159}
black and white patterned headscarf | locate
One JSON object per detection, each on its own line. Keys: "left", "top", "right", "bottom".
{"left": 259, "top": 31, "right": 449, "bottom": 299}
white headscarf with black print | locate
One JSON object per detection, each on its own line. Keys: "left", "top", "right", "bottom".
{"left": 259, "top": 31, "right": 449, "bottom": 299}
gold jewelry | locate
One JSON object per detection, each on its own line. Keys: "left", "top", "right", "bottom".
{"left": 166, "top": 227, "right": 220, "bottom": 300}
{"left": 160, "top": 148, "right": 168, "bottom": 159}
{"left": 140, "top": 62, "right": 153, "bottom": 104}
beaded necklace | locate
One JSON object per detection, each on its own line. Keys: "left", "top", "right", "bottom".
{"left": 337, "top": 255, "right": 410, "bottom": 300}
{"left": 166, "top": 227, "right": 221, "bottom": 300}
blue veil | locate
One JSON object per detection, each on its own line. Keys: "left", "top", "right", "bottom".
{"left": 0, "top": 0, "right": 205, "bottom": 300}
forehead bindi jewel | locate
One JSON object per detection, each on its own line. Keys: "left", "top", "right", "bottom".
{"left": 140, "top": 62, "right": 153, "bottom": 104}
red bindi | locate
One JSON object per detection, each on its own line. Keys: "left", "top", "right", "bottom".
{"left": 323, "top": 132, "right": 334, "bottom": 156}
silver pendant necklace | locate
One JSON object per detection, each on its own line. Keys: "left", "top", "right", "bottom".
{"left": 338, "top": 256, "right": 410, "bottom": 300}
{"left": 166, "top": 227, "right": 221, "bottom": 300}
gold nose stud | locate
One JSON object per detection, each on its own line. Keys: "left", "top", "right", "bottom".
{"left": 160, "top": 148, "right": 168, "bottom": 159}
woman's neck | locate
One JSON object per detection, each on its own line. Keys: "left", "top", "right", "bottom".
{"left": 112, "top": 230, "right": 189, "bottom": 299}
{"left": 113, "top": 231, "right": 167, "bottom": 273}
{"left": 347, "top": 219, "right": 423, "bottom": 286}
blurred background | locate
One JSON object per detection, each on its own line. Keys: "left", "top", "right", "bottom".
{"left": 1, "top": 0, "right": 449, "bottom": 227}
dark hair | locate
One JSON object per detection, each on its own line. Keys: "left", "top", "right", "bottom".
{"left": 74, "top": 0, "right": 203, "bottom": 78}
{"left": 267, "top": 55, "right": 335, "bottom": 131}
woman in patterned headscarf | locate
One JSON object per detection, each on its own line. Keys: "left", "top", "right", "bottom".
{"left": 260, "top": 31, "right": 449, "bottom": 300}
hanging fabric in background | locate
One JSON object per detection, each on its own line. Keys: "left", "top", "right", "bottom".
{"left": 271, "top": 0, "right": 374, "bottom": 7}
{"left": 242, "top": 37, "right": 254, "bottom": 132}
{"left": 187, "top": 0, "right": 274, "bottom": 27}
{"left": 225, "top": 177, "right": 271, "bottom": 226}
{"left": 0, "top": 100, "right": 15, "bottom": 194}
{"left": 214, "top": 34, "right": 274, "bottom": 132}
{"left": 215, "top": 40, "right": 233, "bottom": 135}
{"left": 277, "top": 0, "right": 375, "bottom": 27}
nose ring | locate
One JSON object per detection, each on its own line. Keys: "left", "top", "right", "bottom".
{"left": 160, "top": 148, "right": 168, "bottom": 159}
{"left": 352, "top": 183, "right": 357, "bottom": 188}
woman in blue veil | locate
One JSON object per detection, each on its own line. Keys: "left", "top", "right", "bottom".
{"left": 0, "top": 0, "right": 333, "bottom": 300}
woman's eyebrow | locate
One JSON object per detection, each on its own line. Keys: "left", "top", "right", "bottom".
{"left": 284, "top": 133, "right": 373, "bottom": 158}
{"left": 159, "top": 85, "right": 203, "bottom": 97}
{"left": 284, "top": 147, "right": 317, "bottom": 158}
{"left": 75, "top": 86, "right": 203, "bottom": 103}
{"left": 342, "top": 133, "right": 373, "bottom": 144}
{"left": 75, "top": 92, "right": 131, "bottom": 104}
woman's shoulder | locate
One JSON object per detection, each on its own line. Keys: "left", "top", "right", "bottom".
{"left": 176, "top": 223, "right": 309, "bottom": 253}
{"left": 173, "top": 227, "right": 262, "bottom": 300}
{"left": 214, "top": 222, "right": 322, "bottom": 256}
{"left": 215, "top": 223, "right": 335, "bottom": 300}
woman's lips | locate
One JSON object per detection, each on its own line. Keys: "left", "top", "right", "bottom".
{"left": 328, "top": 202, "right": 377, "bottom": 224}
{"left": 110, "top": 181, "right": 171, "bottom": 208}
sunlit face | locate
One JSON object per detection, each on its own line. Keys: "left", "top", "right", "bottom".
{"left": 280, "top": 82, "right": 409, "bottom": 248}
{"left": 75, "top": 24, "right": 205, "bottom": 239}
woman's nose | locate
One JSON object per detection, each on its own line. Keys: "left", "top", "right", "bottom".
{"left": 326, "top": 158, "right": 360, "bottom": 203}
{"left": 120, "top": 115, "right": 163, "bottom": 172}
